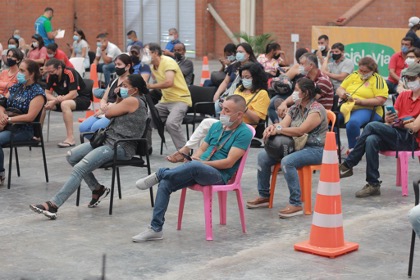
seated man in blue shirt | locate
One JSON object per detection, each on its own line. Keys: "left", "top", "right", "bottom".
{"left": 163, "top": 28, "right": 181, "bottom": 59}
{"left": 126, "top": 30, "right": 143, "bottom": 52}
{"left": 133, "top": 95, "right": 253, "bottom": 242}
{"left": 129, "top": 45, "right": 151, "bottom": 82}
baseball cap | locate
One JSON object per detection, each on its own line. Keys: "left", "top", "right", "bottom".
{"left": 130, "top": 45, "right": 141, "bottom": 54}
{"left": 408, "top": 16, "right": 420, "bottom": 28}
{"left": 401, "top": 63, "right": 420, "bottom": 77}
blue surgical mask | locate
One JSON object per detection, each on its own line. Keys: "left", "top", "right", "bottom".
{"left": 402, "top": 46, "right": 409, "bottom": 53}
{"left": 14, "top": 35, "right": 21, "bottom": 40}
{"left": 8, "top": 44, "right": 16, "bottom": 49}
{"left": 127, "top": 39, "right": 133, "bottom": 44}
{"left": 96, "top": 42, "right": 102, "bottom": 48}
{"left": 227, "top": 55, "right": 236, "bottom": 62}
{"left": 73, "top": 35, "right": 80, "bottom": 41}
{"left": 17, "top": 72, "right": 26, "bottom": 84}
{"left": 119, "top": 87, "right": 129, "bottom": 99}
{"left": 242, "top": 78, "right": 253, "bottom": 89}
{"left": 236, "top": 52, "right": 246, "bottom": 62}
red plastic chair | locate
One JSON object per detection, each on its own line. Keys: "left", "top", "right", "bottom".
{"left": 177, "top": 124, "right": 255, "bottom": 241}
{"left": 379, "top": 150, "right": 420, "bottom": 196}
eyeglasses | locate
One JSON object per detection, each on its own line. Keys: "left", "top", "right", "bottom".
{"left": 404, "top": 76, "right": 419, "bottom": 82}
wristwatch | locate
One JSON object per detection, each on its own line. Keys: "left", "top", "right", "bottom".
{"left": 275, "top": 124, "right": 282, "bottom": 133}
{"left": 7, "top": 117, "right": 11, "bottom": 124}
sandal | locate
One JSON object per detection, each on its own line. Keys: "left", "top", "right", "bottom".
{"left": 166, "top": 151, "right": 185, "bottom": 163}
{"left": 88, "top": 185, "right": 110, "bottom": 208}
{"left": 29, "top": 201, "right": 58, "bottom": 220}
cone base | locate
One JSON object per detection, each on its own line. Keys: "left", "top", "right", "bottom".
{"left": 294, "top": 240, "right": 359, "bottom": 258}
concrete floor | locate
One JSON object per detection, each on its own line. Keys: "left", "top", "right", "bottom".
{"left": 1, "top": 61, "right": 420, "bottom": 279}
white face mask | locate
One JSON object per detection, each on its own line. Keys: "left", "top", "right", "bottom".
{"left": 318, "top": 45, "right": 326, "bottom": 51}
{"left": 141, "top": 54, "right": 152, "bottom": 65}
{"left": 298, "top": 65, "right": 307, "bottom": 75}
{"left": 360, "top": 72, "right": 373, "bottom": 80}
{"left": 291, "top": 91, "right": 301, "bottom": 103}
{"left": 405, "top": 58, "right": 416, "bottom": 66}
{"left": 168, "top": 35, "right": 175, "bottom": 41}
{"left": 219, "top": 112, "right": 239, "bottom": 127}
{"left": 407, "top": 80, "right": 420, "bottom": 91}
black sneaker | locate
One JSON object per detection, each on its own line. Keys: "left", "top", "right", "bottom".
{"left": 30, "top": 201, "right": 58, "bottom": 220}
{"left": 88, "top": 185, "right": 110, "bottom": 208}
{"left": 339, "top": 163, "right": 353, "bottom": 178}
{"left": 355, "top": 182, "right": 381, "bottom": 198}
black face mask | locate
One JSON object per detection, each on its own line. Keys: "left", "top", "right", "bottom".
{"left": 273, "top": 53, "right": 281, "bottom": 60}
{"left": 332, "top": 53, "right": 342, "bottom": 61}
{"left": 131, "top": 55, "right": 140, "bottom": 65}
{"left": 174, "top": 52, "right": 184, "bottom": 61}
{"left": 115, "top": 67, "right": 126, "bottom": 76}
{"left": 7, "top": 58, "right": 17, "bottom": 67}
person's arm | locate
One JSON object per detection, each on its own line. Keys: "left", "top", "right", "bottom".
{"left": 100, "top": 49, "right": 112, "bottom": 64}
{"left": 57, "top": 89, "right": 78, "bottom": 102}
{"left": 163, "top": 49, "right": 175, "bottom": 58}
{"left": 7, "top": 95, "right": 45, "bottom": 123}
{"left": 147, "top": 70, "right": 175, "bottom": 90}
{"left": 388, "top": 54, "right": 399, "bottom": 82}
{"left": 213, "top": 73, "right": 230, "bottom": 101}
{"left": 81, "top": 45, "right": 87, "bottom": 59}
{"left": 320, "top": 51, "right": 330, "bottom": 74}
{"left": 44, "top": 20, "right": 57, "bottom": 40}
{"left": 140, "top": 72, "right": 150, "bottom": 83}
{"left": 276, "top": 95, "right": 295, "bottom": 118}
{"left": 404, "top": 114, "right": 420, "bottom": 133}
{"left": 201, "top": 147, "right": 246, "bottom": 169}
{"left": 104, "top": 96, "right": 140, "bottom": 118}
{"left": 32, "top": 47, "right": 47, "bottom": 65}
{"left": 70, "top": 43, "right": 76, "bottom": 58}
{"left": 265, "top": 111, "right": 322, "bottom": 139}
{"left": 389, "top": 68, "right": 400, "bottom": 83}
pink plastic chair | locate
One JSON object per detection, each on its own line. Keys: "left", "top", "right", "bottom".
{"left": 177, "top": 124, "right": 255, "bottom": 241}
{"left": 379, "top": 150, "right": 420, "bottom": 196}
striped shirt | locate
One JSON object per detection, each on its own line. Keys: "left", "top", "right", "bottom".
{"left": 307, "top": 70, "right": 334, "bottom": 110}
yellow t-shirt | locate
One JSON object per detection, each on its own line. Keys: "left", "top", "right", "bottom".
{"left": 151, "top": 55, "right": 192, "bottom": 106}
{"left": 340, "top": 72, "right": 388, "bottom": 118}
{"left": 234, "top": 88, "right": 270, "bottom": 124}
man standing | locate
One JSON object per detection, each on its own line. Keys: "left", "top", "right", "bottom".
{"left": 174, "top": 43, "right": 194, "bottom": 85}
{"left": 34, "top": 7, "right": 58, "bottom": 46}
{"left": 146, "top": 43, "right": 192, "bottom": 150}
{"left": 132, "top": 95, "right": 253, "bottom": 242}
{"left": 163, "top": 28, "right": 181, "bottom": 58}
{"left": 313, "top": 34, "right": 329, "bottom": 65}
{"left": 93, "top": 33, "right": 122, "bottom": 87}
{"left": 44, "top": 59, "right": 91, "bottom": 147}
{"left": 386, "top": 37, "right": 414, "bottom": 95}
{"left": 321, "top": 42, "right": 354, "bottom": 91}
{"left": 126, "top": 30, "right": 143, "bottom": 52}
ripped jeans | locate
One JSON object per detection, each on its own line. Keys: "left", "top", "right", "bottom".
{"left": 50, "top": 143, "right": 130, "bottom": 207}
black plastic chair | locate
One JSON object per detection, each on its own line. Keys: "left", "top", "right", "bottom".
{"left": 4, "top": 98, "right": 49, "bottom": 189}
{"left": 144, "top": 93, "right": 166, "bottom": 155}
{"left": 76, "top": 118, "right": 154, "bottom": 215}
{"left": 408, "top": 179, "right": 420, "bottom": 277}
{"left": 182, "top": 85, "right": 217, "bottom": 139}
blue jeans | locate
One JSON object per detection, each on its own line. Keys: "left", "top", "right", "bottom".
{"left": 97, "top": 62, "right": 116, "bottom": 87}
{"left": 150, "top": 161, "right": 225, "bottom": 232}
{"left": 79, "top": 116, "right": 111, "bottom": 139}
{"left": 409, "top": 205, "right": 420, "bottom": 239}
{"left": 257, "top": 146, "right": 324, "bottom": 206}
{"left": 344, "top": 121, "right": 416, "bottom": 184}
{"left": 0, "top": 129, "right": 33, "bottom": 172}
{"left": 386, "top": 79, "right": 397, "bottom": 94}
{"left": 338, "top": 109, "right": 382, "bottom": 149}
{"left": 50, "top": 142, "right": 130, "bottom": 207}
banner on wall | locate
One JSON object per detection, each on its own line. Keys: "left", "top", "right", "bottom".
{"left": 312, "top": 26, "right": 408, "bottom": 77}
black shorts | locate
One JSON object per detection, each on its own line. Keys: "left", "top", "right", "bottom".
{"left": 54, "top": 96, "right": 91, "bottom": 111}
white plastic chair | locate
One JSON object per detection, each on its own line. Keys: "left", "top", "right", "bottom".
{"left": 69, "top": 57, "right": 85, "bottom": 77}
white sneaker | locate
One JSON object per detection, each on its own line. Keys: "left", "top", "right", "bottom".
{"left": 136, "top": 172, "right": 159, "bottom": 190}
{"left": 132, "top": 226, "right": 163, "bottom": 242}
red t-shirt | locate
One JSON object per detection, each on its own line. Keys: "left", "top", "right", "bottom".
{"left": 394, "top": 90, "right": 420, "bottom": 143}
{"left": 387, "top": 51, "right": 406, "bottom": 84}
{"left": 46, "top": 49, "right": 74, "bottom": 68}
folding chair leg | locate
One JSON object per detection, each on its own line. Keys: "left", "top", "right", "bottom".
{"left": 47, "top": 110, "right": 51, "bottom": 142}
{"left": 41, "top": 141, "right": 49, "bottom": 182}
{"left": 149, "top": 187, "right": 154, "bottom": 207}
{"left": 76, "top": 185, "right": 81, "bottom": 206}
{"left": 14, "top": 147, "right": 20, "bottom": 177}
{"left": 409, "top": 230, "right": 416, "bottom": 277}
{"left": 109, "top": 166, "right": 116, "bottom": 215}
{"left": 7, "top": 146, "right": 13, "bottom": 189}
{"left": 116, "top": 167, "right": 122, "bottom": 199}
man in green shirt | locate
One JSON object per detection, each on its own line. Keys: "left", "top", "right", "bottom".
{"left": 34, "top": 7, "right": 58, "bottom": 46}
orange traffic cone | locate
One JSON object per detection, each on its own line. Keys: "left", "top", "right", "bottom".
{"left": 200, "top": 56, "right": 210, "bottom": 86}
{"left": 78, "top": 64, "right": 100, "bottom": 122}
{"left": 294, "top": 131, "right": 359, "bottom": 258}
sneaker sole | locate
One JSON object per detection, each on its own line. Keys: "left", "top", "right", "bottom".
{"left": 355, "top": 191, "right": 381, "bottom": 198}
{"left": 279, "top": 210, "right": 303, "bottom": 218}
{"left": 246, "top": 202, "right": 269, "bottom": 209}
{"left": 88, "top": 188, "right": 111, "bottom": 208}
{"left": 29, "top": 205, "right": 57, "bottom": 220}
{"left": 132, "top": 236, "right": 163, "bottom": 242}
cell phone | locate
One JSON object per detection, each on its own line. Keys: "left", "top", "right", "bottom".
{"left": 178, "top": 150, "right": 192, "bottom": 161}
{"left": 386, "top": 106, "right": 396, "bottom": 114}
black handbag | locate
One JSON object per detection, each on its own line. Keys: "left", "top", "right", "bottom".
{"left": 90, "top": 119, "right": 114, "bottom": 148}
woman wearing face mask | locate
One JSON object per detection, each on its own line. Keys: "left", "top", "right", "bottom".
{"left": 0, "top": 48, "right": 24, "bottom": 98}
{"left": 0, "top": 59, "right": 46, "bottom": 185}
{"left": 247, "top": 78, "right": 328, "bottom": 217}
{"left": 213, "top": 43, "right": 258, "bottom": 113}
{"left": 336, "top": 57, "right": 388, "bottom": 155}
{"left": 1, "top": 38, "right": 20, "bottom": 70}
{"left": 257, "top": 42, "right": 286, "bottom": 78}
{"left": 31, "top": 74, "right": 149, "bottom": 219}
{"left": 339, "top": 62, "right": 420, "bottom": 198}
{"left": 397, "top": 47, "right": 420, "bottom": 94}
{"left": 70, "top": 29, "right": 90, "bottom": 69}
{"left": 80, "top": 54, "right": 133, "bottom": 138}
{"left": 27, "top": 34, "right": 48, "bottom": 66}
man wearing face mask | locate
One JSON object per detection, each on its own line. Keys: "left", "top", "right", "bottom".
{"left": 163, "top": 28, "right": 181, "bottom": 59}
{"left": 386, "top": 37, "right": 414, "bottom": 95}
{"left": 321, "top": 42, "right": 354, "bottom": 91}
{"left": 397, "top": 48, "right": 420, "bottom": 94}
{"left": 174, "top": 43, "right": 194, "bottom": 85}
{"left": 132, "top": 95, "right": 253, "bottom": 242}
{"left": 126, "top": 30, "right": 143, "bottom": 52}
{"left": 93, "top": 33, "right": 122, "bottom": 88}
{"left": 313, "top": 35, "right": 329, "bottom": 66}
{"left": 130, "top": 45, "right": 151, "bottom": 82}
{"left": 43, "top": 59, "right": 91, "bottom": 147}
{"left": 45, "top": 43, "right": 74, "bottom": 69}
{"left": 34, "top": 7, "right": 58, "bottom": 46}
{"left": 340, "top": 63, "right": 420, "bottom": 198}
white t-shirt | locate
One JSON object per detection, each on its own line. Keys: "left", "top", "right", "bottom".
{"left": 96, "top": 42, "right": 122, "bottom": 63}
{"left": 327, "top": 57, "right": 354, "bottom": 90}
{"left": 73, "top": 39, "right": 90, "bottom": 68}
